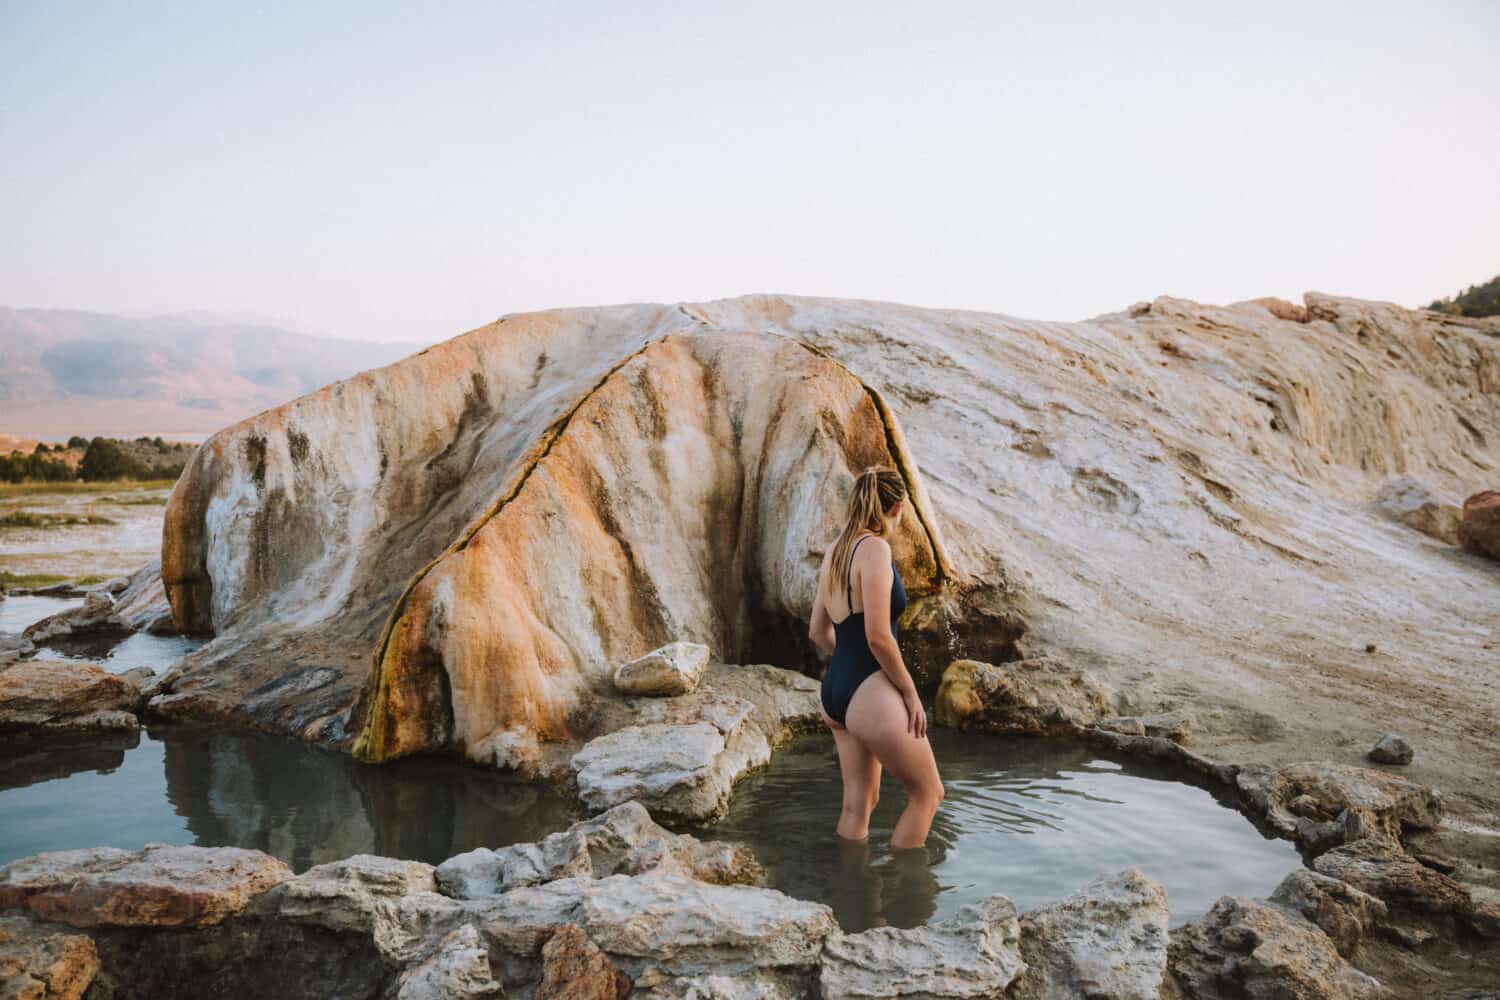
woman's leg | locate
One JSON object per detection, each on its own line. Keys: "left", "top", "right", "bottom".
{"left": 844, "top": 673, "right": 944, "bottom": 848}
{"left": 823, "top": 708, "right": 882, "bottom": 840}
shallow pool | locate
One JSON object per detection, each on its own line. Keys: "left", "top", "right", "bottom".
{"left": 0, "top": 594, "right": 204, "bottom": 673}
{"left": 0, "top": 723, "right": 1303, "bottom": 930}
{"left": 698, "top": 730, "right": 1304, "bottom": 930}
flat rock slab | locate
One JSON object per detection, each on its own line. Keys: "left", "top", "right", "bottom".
{"left": 0, "top": 844, "right": 291, "bottom": 928}
{"left": 819, "top": 894, "right": 1024, "bottom": 998}
{"left": 0, "top": 661, "right": 141, "bottom": 747}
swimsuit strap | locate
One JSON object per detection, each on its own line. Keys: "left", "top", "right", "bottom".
{"left": 845, "top": 533, "right": 873, "bottom": 611}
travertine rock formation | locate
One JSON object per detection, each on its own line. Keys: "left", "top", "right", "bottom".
{"left": 151, "top": 291, "right": 1500, "bottom": 826}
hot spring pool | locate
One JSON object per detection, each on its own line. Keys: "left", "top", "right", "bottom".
{"left": 0, "top": 723, "right": 1301, "bottom": 930}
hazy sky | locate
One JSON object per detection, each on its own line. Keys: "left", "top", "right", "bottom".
{"left": 2, "top": 1, "right": 1496, "bottom": 344}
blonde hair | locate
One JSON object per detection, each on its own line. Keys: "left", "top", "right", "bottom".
{"left": 828, "top": 465, "right": 906, "bottom": 607}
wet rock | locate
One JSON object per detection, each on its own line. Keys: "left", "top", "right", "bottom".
{"left": 1167, "top": 896, "right": 1382, "bottom": 998}
{"left": 614, "top": 641, "right": 709, "bottom": 697}
{"left": 436, "top": 801, "right": 760, "bottom": 900}
{"left": 21, "top": 592, "right": 125, "bottom": 644}
{"left": 0, "top": 661, "right": 141, "bottom": 747}
{"left": 0, "top": 634, "right": 33, "bottom": 667}
{"left": 536, "top": 924, "right": 630, "bottom": 1000}
{"left": 1011, "top": 868, "right": 1168, "bottom": 1000}
{"left": 0, "top": 845, "right": 290, "bottom": 928}
{"left": 267, "top": 855, "right": 464, "bottom": 964}
{"left": 818, "top": 894, "right": 1023, "bottom": 998}
{"left": 1374, "top": 477, "right": 1462, "bottom": 544}
{"left": 934, "top": 657, "right": 1109, "bottom": 735}
{"left": 1368, "top": 733, "right": 1414, "bottom": 765}
{"left": 111, "top": 560, "right": 176, "bottom": 636}
{"left": 1235, "top": 761, "right": 1442, "bottom": 852}
{"left": 571, "top": 698, "right": 772, "bottom": 822}
{"left": 1458, "top": 490, "right": 1500, "bottom": 560}
{"left": 1269, "top": 869, "right": 1387, "bottom": 957}
{"left": 0, "top": 914, "right": 98, "bottom": 1000}
{"left": 394, "top": 923, "right": 502, "bottom": 999}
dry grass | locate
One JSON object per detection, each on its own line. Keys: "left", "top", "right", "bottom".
{"left": 0, "top": 479, "right": 176, "bottom": 498}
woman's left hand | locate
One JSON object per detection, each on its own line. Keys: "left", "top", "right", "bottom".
{"left": 902, "top": 689, "right": 927, "bottom": 739}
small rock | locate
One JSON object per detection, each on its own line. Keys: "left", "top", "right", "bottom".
{"left": 22, "top": 592, "right": 123, "bottom": 643}
{"left": 0, "top": 914, "right": 99, "bottom": 1000}
{"left": 1374, "top": 477, "right": 1462, "bottom": 544}
{"left": 1458, "top": 490, "right": 1500, "bottom": 560}
{"left": 0, "top": 632, "right": 34, "bottom": 666}
{"left": 1368, "top": 734, "right": 1413, "bottom": 765}
{"left": 536, "top": 924, "right": 631, "bottom": 1000}
{"left": 1235, "top": 761, "right": 1442, "bottom": 852}
{"left": 1364, "top": 643, "right": 1376, "bottom": 654}
{"left": 613, "top": 641, "right": 710, "bottom": 697}
{"left": 819, "top": 894, "right": 1024, "bottom": 998}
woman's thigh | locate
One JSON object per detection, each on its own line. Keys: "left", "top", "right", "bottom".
{"left": 844, "top": 672, "right": 941, "bottom": 793}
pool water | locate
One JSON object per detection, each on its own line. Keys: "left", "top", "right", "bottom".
{"left": 0, "top": 723, "right": 1303, "bottom": 930}
{"left": 0, "top": 595, "right": 204, "bottom": 673}
{"left": 0, "top": 729, "right": 579, "bottom": 873}
{"left": 698, "top": 730, "right": 1304, "bottom": 930}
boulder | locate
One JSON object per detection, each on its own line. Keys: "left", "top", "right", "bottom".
{"left": 818, "top": 894, "right": 1024, "bottom": 998}
{"left": 0, "top": 915, "right": 98, "bottom": 1000}
{"left": 0, "top": 844, "right": 290, "bottom": 929}
{"left": 0, "top": 661, "right": 141, "bottom": 747}
{"left": 1458, "top": 490, "right": 1500, "bottom": 560}
{"left": 111, "top": 559, "right": 176, "bottom": 636}
{"left": 1011, "top": 868, "right": 1169, "bottom": 1000}
{"left": 1373, "top": 477, "right": 1462, "bottom": 544}
{"left": 613, "top": 641, "right": 710, "bottom": 697}
{"left": 435, "top": 801, "right": 761, "bottom": 899}
{"left": 1235, "top": 761, "right": 1442, "bottom": 852}
{"left": 536, "top": 924, "right": 631, "bottom": 1000}
{"left": 934, "top": 657, "right": 1109, "bottom": 735}
{"left": 1367, "top": 733, "right": 1413, "bottom": 765}
{"left": 1269, "top": 869, "right": 1387, "bottom": 957}
{"left": 1167, "top": 896, "right": 1383, "bottom": 999}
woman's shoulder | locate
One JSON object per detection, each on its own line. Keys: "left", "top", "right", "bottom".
{"left": 854, "top": 532, "right": 893, "bottom": 559}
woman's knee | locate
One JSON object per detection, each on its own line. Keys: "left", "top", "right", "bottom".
{"left": 907, "top": 777, "right": 944, "bottom": 810}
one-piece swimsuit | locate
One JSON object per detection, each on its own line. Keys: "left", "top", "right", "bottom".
{"left": 821, "top": 534, "right": 907, "bottom": 727}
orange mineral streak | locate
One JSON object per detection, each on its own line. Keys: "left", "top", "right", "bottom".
{"left": 355, "top": 330, "right": 943, "bottom": 764}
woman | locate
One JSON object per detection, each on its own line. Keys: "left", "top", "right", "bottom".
{"left": 808, "top": 466, "right": 944, "bottom": 848}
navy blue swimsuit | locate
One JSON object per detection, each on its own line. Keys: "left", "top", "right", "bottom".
{"left": 821, "top": 534, "right": 908, "bottom": 727}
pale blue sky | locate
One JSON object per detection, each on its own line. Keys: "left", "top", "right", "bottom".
{"left": 2, "top": 1, "right": 1496, "bottom": 343}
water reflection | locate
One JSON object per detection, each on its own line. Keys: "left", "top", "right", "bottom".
{"left": 0, "top": 727, "right": 578, "bottom": 872}
{"left": 698, "top": 730, "right": 1301, "bottom": 931}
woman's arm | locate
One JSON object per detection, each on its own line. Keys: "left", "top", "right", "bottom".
{"left": 808, "top": 566, "right": 836, "bottom": 657}
{"left": 858, "top": 539, "right": 927, "bottom": 737}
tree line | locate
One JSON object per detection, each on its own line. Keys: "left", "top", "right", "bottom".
{"left": 0, "top": 436, "right": 196, "bottom": 483}
{"left": 1427, "top": 274, "right": 1500, "bottom": 318}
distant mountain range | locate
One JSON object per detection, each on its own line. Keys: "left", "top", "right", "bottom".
{"left": 0, "top": 307, "right": 427, "bottom": 439}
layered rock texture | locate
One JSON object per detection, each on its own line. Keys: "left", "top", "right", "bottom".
{"left": 149, "top": 292, "right": 1499, "bottom": 824}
